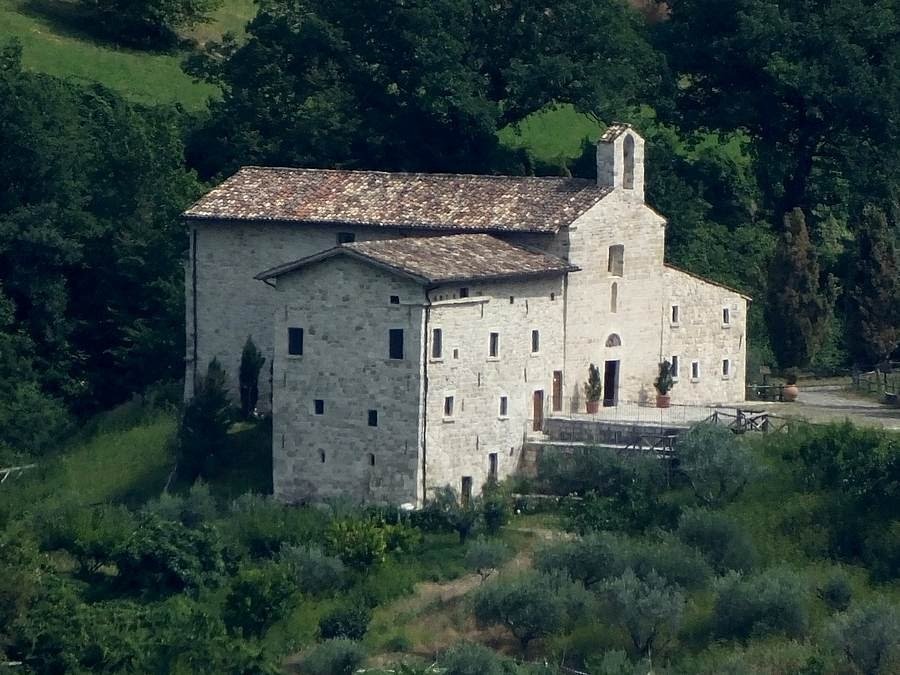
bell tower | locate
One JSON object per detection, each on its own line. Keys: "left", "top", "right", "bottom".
{"left": 596, "top": 123, "right": 645, "bottom": 202}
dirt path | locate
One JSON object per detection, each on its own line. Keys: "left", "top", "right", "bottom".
{"left": 764, "top": 385, "right": 900, "bottom": 430}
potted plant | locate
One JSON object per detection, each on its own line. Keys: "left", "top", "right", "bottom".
{"left": 584, "top": 363, "right": 603, "bottom": 414}
{"left": 783, "top": 368, "right": 799, "bottom": 402}
{"left": 654, "top": 360, "right": 674, "bottom": 408}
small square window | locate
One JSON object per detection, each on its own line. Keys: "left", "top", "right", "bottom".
{"left": 389, "top": 329, "right": 404, "bottom": 359}
{"left": 531, "top": 329, "right": 540, "bottom": 353}
{"left": 509, "top": 296, "right": 515, "bottom": 304}
{"left": 550, "top": 292, "right": 556, "bottom": 301}
{"left": 459, "top": 287, "right": 470, "bottom": 298}
{"left": 368, "top": 410, "right": 378, "bottom": 427}
{"left": 432, "top": 328, "right": 443, "bottom": 359}
{"left": 499, "top": 396, "right": 508, "bottom": 418}
{"left": 336, "top": 232, "right": 356, "bottom": 244}
{"left": 314, "top": 399, "right": 324, "bottom": 415}
{"left": 390, "top": 295, "right": 400, "bottom": 304}
{"left": 722, "top": 307, "right": 731, "bottom": 325}
{"left": 671, "top": 355, "right": 679, "bottom": 379}
{"left": 691, "top": 361, "right": 700, "bottom": 381}
{"left": 671, "top": 305, "right": 680, "bottom": 325}
{"left": 489, "top": 332, "right": 499, "bottom": 358}
{"left": 453, "top": 348, "right": 459, "bottom": 359}
{"left": 288, "top": 327, "right": 304, "bottom": 355}
{"left": 444, "top": 396, "right": 455, "bottom": 418}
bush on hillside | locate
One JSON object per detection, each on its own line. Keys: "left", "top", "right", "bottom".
{"left": 278, "top": 544, "right": 346, "bottom": 596}
{"left": 77, "top": 0, "right": 224, "bottom": 47}
{"left": 677, "top": 423, "right": 761, "bottom": 506}
{"left": 416, "top": 486, "right": 480, "bottom": 542}
{"left": 318, "top": 603, "right": 372, "bottom": 641}
{"left": 534, "top": 532, "right": 622, "bottom": 589}
{"left": 465, "top": 537, "right": 511, "bottom": 582}
{"left": 144, "top": 481, "right": 218, "bottom": 527}
{"left": 325, "top": 518, "right": 388, "bottom": 570}
{"left": 35, "top": 502, "right": 135, "bottom": 575}
{"left": 863, "top": 520, "right": 900, "bottom": 582}
{"left": 600, "top": 569, "right": 686, "bottom": 657}
{"left": 439, "top": 643, "right": 512, "bottom": 675}
{"left": 818, "top": 570, "right": 853, "bottom": 613}
{"left": 713, "top": 569, "right": 809, "bottom": 640}
{"left": 827, "top": 599, "right": 900, "bottom": 675}
{"left": 625, "top": 535, "right": 712, "bottom": 591}
{"left": 222, "top": 563, "right": 295, "bottom": 637}
{"left": 302, "top": 639, "right": 366, "bottom": 675}
{"left": 474, "top": 571, "right": 595, "bottom": 652}
{"left": 224, "top": 493, "right": 327, "bottom": 558}
{"left": 481, "top": 480, "right": 510, "bottom": 535}
{"left": 676, "top": 508, "right": 756, "bottom": 573}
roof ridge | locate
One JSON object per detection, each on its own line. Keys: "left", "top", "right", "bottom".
{"left": 237, "top": 165, "right": 596, "bottom": 184}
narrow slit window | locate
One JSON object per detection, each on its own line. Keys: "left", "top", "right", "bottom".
{"left": 691, "top": 361, "right": 700, "bottom": 380}
{"left": 389, "top": 329, "right": 404, "bottom": 359}
{"left": 432, "top": 328, "right": 443, "bottom": 359}
{"left": 444, "top": 396, "right": 455, "bottom": 418}
{"left": 489, "top": 332, "right": 499, "bottom": 358}
{"left": 623, "top": 134, "right": 635, "bottom": 190}
{"left": 611, "top": 282, "right": 618, "bottom": 313}
{"left": 288, "top": 327, "right": 304, "bottom": 355}
{"left": 314, "top": 399, "right": 324, "bottom": 415}
{"left": 607, "top": 244, "right": 624, "bottom": 276}
{"left": 723, "top": 307, "right": 731, "bottom": 325}
{"left": 722, "top": 359, "right": 731, "bottom": 377}
{"left": 368, "top": 453, "right": 375, "bottom": 466}
{"left": 499, "top": 396, "right": 508, "bottom": 417}
{"left": 671, "top": 305, "right": 680, "bottom": 324}
{"left": 319, "top": 450, "right": 326, "bottom": 463}
{"left": 531, "top": 330, "right": 540, "bottom": 353}
{"left": 671, "top": 355, "right": 679, "bottom": 379}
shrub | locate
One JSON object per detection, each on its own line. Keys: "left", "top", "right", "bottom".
{"left": 481, "top": 481, "right": 510, "bottom": 535}
{"left": 111, "top": 514, "right": 225, "bottom": 595}
{"left": 819, "top": 570, "right": 853, "bottom": 613}
{"left": 439, "top": 643, "right": 512, "bottom": 675}
{"left": 473, "top": 571, "right": 595, "bottom": 652}
{"left": 278, "top": 544, "right": 345, "bottom": 596}
{"left": 465, "top": 538, "right": 511, "bottom": 582}
{"left": 239, "top": 336, "right": 266, "bottom": 419}
{"left": 36, "top": 502, "right": 135, "bottom": 575}
{"left": 222, "top": 563, "right": 295, "bottom": 637}
{"left": 225, "top": 494, "right": 326, "bottom": 558}
{"left": 586, "top": 650, "right": 649, "bottom": 675}
{"left": 318, "top": 603, "right": 372, "bottom": 641}
{"left": 302, "top": 639, "right": 366, "bottom": 675}
{"left": 863, "top": 520, "right": 900, "bottom": 581}
{"left": 677, "top": 423, "right": 761, "bottom": 506}
{"left": 676, "top": 508, "right": 757, "bottom": 573}
{"left": 420, "top": 486, "right": 480, "bottom": 543}
{"left": 534, "top": 532, "right": 622, "bottom": 589}
{"left": 325, "top": 518, "right": 387, "bottom": 570}
{"left": 827, "top": 599, "right": 900, "bottom": 675}
{"left": 144, "top": 481, "right": 218, "bottom": 527}
{"left": 382, "top": 522, "right": 424, "bottom": 554}
{"left": 625, "top": 535, "right": 712, "bottom": 591}
{"left": 600, "top": 569, "right": 686, "bottom": 657}
{"left": 77, "top": 0, "right": 224, "bottom": 46}
{"left": 177, "top": 359, "right": 232, "bottom": 482}
{"left": 713, "top": 569, "right": 809, "bottom": 640}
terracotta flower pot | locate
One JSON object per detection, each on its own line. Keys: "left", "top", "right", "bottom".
{"left": 586, "top": 400, "right": 600, "bottom": 414}
{"left": 656, "top": 393, "right": 671, "bottom": 408}
{"left": 783, "top": 384, "right": 799, "bottom": 402}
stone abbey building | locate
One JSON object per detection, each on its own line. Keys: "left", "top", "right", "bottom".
{"left": 184, "top": 125, "right": 749, "bottom": 505}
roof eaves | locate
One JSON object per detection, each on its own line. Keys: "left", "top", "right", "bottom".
{"left": 664, "top": 263, "right": 752, "bottom": 301}
{"left": 255, "top": 246, "right": 432, "bottom": 285}
{"left": 430, "top": 265, "right": 580, "bottom": 286}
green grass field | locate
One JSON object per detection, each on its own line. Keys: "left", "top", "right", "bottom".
{"left": 0, "top": 0, "right": 255, "bottom": 108}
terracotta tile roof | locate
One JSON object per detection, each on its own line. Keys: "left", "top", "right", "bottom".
{"left": 256, "top": 233, "right": 578, "bottom": 284}
{"left": 185, "top": 167, "right": 609, "bottom": 234}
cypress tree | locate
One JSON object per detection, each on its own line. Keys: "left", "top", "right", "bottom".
{"left": 238, "top": 335, "right": 266, "bottom": 418}
{"left": 768, "top": 209, "right": 836, "bottom": 368}
{"left": 849, "top": 205, "right": 900, "bottom": 366}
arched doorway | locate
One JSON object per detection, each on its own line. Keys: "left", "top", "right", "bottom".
{"left": 604, "top": 334, "right": 621, "bottom": 406}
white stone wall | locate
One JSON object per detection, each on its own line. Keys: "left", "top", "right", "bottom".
{"left": 662, "top": 267, "right": 748, "bottom": 404}
{"left": 184, "top": 221, "right": 404, "bottom": 409}
{"left": 270, "top": 256, "right": 425, "bottom": 505}
{"left": 423, "top": 276, "right": 566, "bottom": 498}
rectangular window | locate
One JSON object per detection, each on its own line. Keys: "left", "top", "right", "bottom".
{"left": 671, "top": 355, "right": 679, "bottom": 379}
{"left": 499, "top": 396, "right": 508, "bottom": 417}
{"left": 488, "top": 453, "right": 498, "bottom": 482}
{"left": 390, "top": 295, "right": 400, "bottom": 304}
{"left": 314, "top": 399, "right": 324, "bottom": 415}
{"left": 336, "top": 232, "right": 356, "bottom": 244}
{"left": 288, "top": 327, "right": 304, "bottom": 355}
{"left": 531, "top": 330, "right": 540, "bottom": 353}
{"left": 389, "top": 329, "right": 404, "bottom": 359}
{"left": 368, "top": 410, "right": 378, "bottom": 427}
{"left": 444, "top": 395, "right": 455, "bottom": 418}
{"left": 431, "top": 328, "right": 443, "bottom": 359}
{"left": 671, "top": 305, "right": 680, "bottom": 325}
{"left": 607, "top": 244, "right": 625, "bottom": 276}
{"left": 722, "top": 359, "right": 731, "bottom": 377}
{"left": 489, "top": 332, "right": 499, "bottom": 358}
{"left": 722, "top": 307, "right": 731, "bottom": 325}
{"left": 691, "top": 361, "right": 700, "bottom": 381}
{"left": 461, "top": 476, "right": 473, "bottom": 507}
{"left": 459, "top": 287, "right": 469, "bottom": 299}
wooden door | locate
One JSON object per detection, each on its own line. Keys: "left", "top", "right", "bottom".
{"left": 532, "top": 390, "right": 544, "bottom": 431}
{"left": 552, "top": 371, "right": 563, "bottom": 411}
{"left": 603, "top": 360, "right": 619, "bottom": 407}
{"left": 461, "top": 476, "right": 473, "bottom": 507}
{"left": 488, "top": 453, "right": 498, "bottom": 482}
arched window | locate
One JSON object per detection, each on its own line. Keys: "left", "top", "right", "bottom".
{"left": 606, "top": 333, "right": 622, "bottom": 347}
{"left": 610, "top": 282, "right": 618, "bottom": 313}
{"left": 623, "top": 135, "right": 635, "bottom": 190}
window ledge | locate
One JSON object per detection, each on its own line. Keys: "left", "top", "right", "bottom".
{"left": 287, "top": 354, "right": 304, "bottom": 360}
{"left": 530, "top": 352, "right": 541, "bottom": 358}
{"left": 487, "top": 356, "right": 500, "bottom": 362}
{"left": 498, "top": 415, "right": 509, "bottom": 421}
{"left": 429, "top": 357, "right": 444, "bottom": 363}
{"left": 670, "top": 322, "right": 681, "bottom": 328}
{"left": 690, "top": 377, "right": 700, "bottom": 384}
{"left": 722, "top": 324, "right": 732, "bottom": 329}
{"left": 442, "top": 417, "right": 455, "bottom": 424}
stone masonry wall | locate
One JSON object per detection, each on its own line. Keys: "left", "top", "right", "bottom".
{"left": 423, "top": 276, "right": 566, "bottom": 499}
{"left": 662, "top": 267, "right": 748, "bottom": 404}
{"left": 271, "top": 256, "right": 425, "bottom": 505}
{"left": 185, "top": 221, "right": 404, "bottom": 409}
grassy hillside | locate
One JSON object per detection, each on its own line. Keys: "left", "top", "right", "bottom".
{"left": 0, "top": 0, "right": 255, "bottom": 108}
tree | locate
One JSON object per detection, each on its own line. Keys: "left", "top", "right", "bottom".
{"left": 473, "top": 571, "right": 594, "bottom": 653}
{"left": 178, "top": 359, "right": 232, "bottom": 481}
{"left": 677, "top": 423, "right": 761, "bottom": 506}
{"left": 768, "top": 209, "right": 836, "bottom": 368}
{"left": 238, "top": 336, "right": 266, "bottom": 418}
{"left": 827, "top": 599, "right": 900, "bottom": 675}
{"left": 439, "top": 643, "right": 512, "bottom": 675}
{"left": 676, "top": 508, "right": 757, "bottom": 574}
{"left": 600, "top": 569, "right": 686, "bottom": 658}
{"left": 185, "top": 0, "right": 661, "bottom": 179}
{"left": 223, "top": 563, "right": 295, "bottom": 637}
{"left": 77, "top": 0, "right": 224, "bottom": 47}
{"left": 465, "top": 538, "right": 510, "bottom": 582}
{"left": 849, "top": 205, "right": 900, "bottom": 365}
{"left": 713, "top": 569, "right": 809, "bottom": 640}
